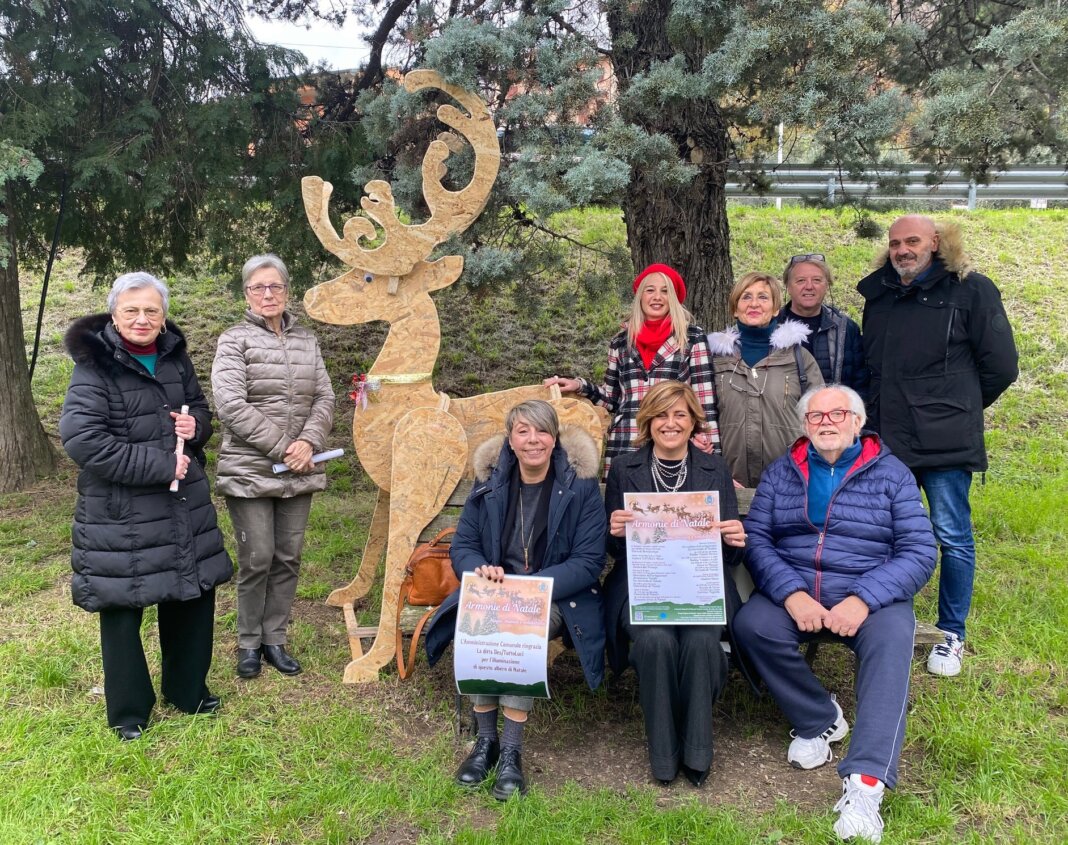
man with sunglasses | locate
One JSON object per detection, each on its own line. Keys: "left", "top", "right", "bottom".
{"left": 735, "top": 384, "right": 936, "bottom": 842}
{"left": 857, "top": 215, "right": 1018, "bottom": 677}
{"left": 780, "top": 254, "right": 869, "bottom": 400}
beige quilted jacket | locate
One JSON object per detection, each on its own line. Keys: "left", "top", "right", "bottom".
{"left": 211, "top": 310, "right": 335, "bottom": 498}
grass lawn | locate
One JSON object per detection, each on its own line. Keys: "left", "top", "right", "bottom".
{"left": 1, "top": 207, "right": 1065, "bottom": 843}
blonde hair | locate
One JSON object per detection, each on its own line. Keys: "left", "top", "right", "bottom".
{"left": 627, "top": 272, "right": 693, "bottom": 351}
{"left": 729, "top": 272, "right": 783, "bottom": 317}
{"left": 634, "top": 381, "right": 707, "bottom": 447}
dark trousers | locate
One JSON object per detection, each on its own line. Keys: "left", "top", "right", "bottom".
{"left": 733, "top": 593, "right": 915, "bottom": 789}
{"left": 623, "top": 605, "right": 728, "bottom": 780}
{"left": 98, "top": 588, "right": 216, "bottom": 728}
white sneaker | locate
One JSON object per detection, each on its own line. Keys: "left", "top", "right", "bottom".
{"left": 788, "top": 697, "right": 849, "bottom": 769}
{"left": 927, "top": 630, "right": 964, "bottom": 676}
{"left": 833, "top": 774, "right": 885, "bottom": 842}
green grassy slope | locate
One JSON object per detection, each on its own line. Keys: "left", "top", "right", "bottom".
{"left": 1, "top": 207, "right": 1065, "bottom": 844}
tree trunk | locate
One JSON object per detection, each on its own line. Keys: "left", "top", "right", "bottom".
{"left": 0, "top": 184, "right": 57, "bottom": 492}
{"left": 607, "top": 0, "right": 736, "bottom": 332}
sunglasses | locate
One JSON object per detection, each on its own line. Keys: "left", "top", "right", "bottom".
{"left": 789, "top": 253, "right": 825, "bottom": 265}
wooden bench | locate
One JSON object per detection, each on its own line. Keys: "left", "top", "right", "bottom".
{"left": 341, "top": 481, "right": 941, "bottom": 674}
{"left": 342, "top": 477, "right": 572, "bottom": 670}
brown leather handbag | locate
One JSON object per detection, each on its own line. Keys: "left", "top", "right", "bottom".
{"left": 395, "top": 527, "right": 460, "bottom": 679}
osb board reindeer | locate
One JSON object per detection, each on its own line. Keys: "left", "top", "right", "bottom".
{"left": 302, "top": 69, "right": 605, "bottom": 683}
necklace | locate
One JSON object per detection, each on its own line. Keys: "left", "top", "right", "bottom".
{"left": 651, "top": 453, "right": 688, "bottom": 493}
{"left": 518, "top": 484, "right": 538, "bottom": 572}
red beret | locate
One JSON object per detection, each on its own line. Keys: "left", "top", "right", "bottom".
{"left": 633, "top": 263, "right": 686, "bottom": 303}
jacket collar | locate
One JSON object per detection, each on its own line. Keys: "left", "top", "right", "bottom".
{"left": 707, "top": 318, "right": 812, "bottom": 356}
{"left": 65, "top": 313, "right": 186, "bottom": 367}
{"left": 244, "top": 308, "right": 296, "bottom": 333}
{"left": 788, "top": 431, "right": 883, "bottom": 481}
{"left": 614, "top": 441, "right": 723, "bottom": 492}
{"left": 471, "top": 426, "right": 601, "bottom": 485}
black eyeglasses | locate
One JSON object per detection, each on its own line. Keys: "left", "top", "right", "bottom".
{"left": 789, "top": 253, "right": 825, "bottom": 265}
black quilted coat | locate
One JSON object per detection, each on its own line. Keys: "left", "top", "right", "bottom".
{"left": 59, "top": 314, "right": 233, "bottom": 612}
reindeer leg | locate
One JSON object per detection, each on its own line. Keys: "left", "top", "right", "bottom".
{"left": 342, "top": 408, "right": 467, "bottom": 683}
{"left": 326, "top": 488, "right": 389, "bottom": 608}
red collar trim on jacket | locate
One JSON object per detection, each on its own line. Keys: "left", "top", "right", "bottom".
{"left": 789, "top": 432, "right": 882, "bottom": 482}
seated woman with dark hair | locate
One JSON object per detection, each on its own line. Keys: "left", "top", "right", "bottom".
{"left": 425, "top": 400, "right": 607, "bottom": 800}
{"left": 603, "top": 381, "right": 748, "bottom": 787}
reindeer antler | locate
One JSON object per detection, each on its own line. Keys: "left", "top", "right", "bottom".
{"left": 302, "top": 69, "right": 501, "bottom": 278}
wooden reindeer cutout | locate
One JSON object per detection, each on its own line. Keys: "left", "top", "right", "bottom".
{"left": 302, "top": 69, "right": 604, "bottom": 683}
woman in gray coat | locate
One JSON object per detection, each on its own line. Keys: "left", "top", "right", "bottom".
{"left": 212, "top": 254, "right": 334, "bottom": 679}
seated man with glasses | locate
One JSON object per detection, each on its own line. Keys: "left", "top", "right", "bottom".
{"left": 733, "top": 384, "right": 935, "bottom": 843}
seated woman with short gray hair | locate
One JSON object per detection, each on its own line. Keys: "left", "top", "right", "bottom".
{"left": 424, "top": 400, "right": 607, "bottom": 800}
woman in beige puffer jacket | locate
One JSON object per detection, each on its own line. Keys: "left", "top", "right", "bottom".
{"left": 212, "top": 254, "right": 334, "bottom": 679}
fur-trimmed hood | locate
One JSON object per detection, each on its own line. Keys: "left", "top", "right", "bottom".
{"left": 64, "top": 312, "right": 187, "bottom": 368}
{"left": 705, "top": 319, "right": 812, "bottom": 356}
{"left": 472, "top": 425, "right": 601, "bottom": 483}
{"left": 872, "top": 219, "right": 974, "bottom": 276}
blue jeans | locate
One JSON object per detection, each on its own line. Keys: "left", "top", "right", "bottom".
{"left": 914, "top": 469, "right": 974, "bottom": 640}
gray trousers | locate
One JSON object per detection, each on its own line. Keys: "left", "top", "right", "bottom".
{"left": 624, "top": 605, "right": 728, "bottom": 780}
{"left": 226, "top": 494, "right": 313, "bottom": 650}
{"left": 471, "top": 603, "right": 565, "bottom": 713}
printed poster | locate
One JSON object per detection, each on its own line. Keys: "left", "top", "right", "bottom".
{"left": 624, "top": 490, "right": 726, "bottom": 625}
{"left": 454, "top": 573, "right": 553, "bottom": 699}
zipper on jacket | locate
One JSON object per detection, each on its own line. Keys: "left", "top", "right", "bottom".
{"left": 797, "top": 447, "right": 878, "bottom": 605}
{"left": 944, "top": 308, "right": 956, "bottom": 375}
{"left": 813, "top": 531, "right": 825, "bottom": 603}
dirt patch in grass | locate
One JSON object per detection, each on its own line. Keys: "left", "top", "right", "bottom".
{"left": 301, "top": 611, "right": 927, "bottom": 815}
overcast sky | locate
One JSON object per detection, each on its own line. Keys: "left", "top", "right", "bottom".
{"left": 245, "top": 13, "right": 370, "bottom": 72}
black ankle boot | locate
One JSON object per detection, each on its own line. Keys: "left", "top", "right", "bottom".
{"left": 455, "top": 737, "right": 500, "bottom": 787}
{"left": 237, "top": 647, "right": 262, "bottom": 678}
{"left": 262, "top": 644, "right": 301, "bottom": 675}
{"left": 114, "top": 724, "right": 145, "bottom": 742}
{"left": 492, "top": 746, "right": 527, "bottom": 800}
{"left": 681, "top": 764, "right": 709, "bottom": 787}
{"left": 197, "top": 693, "right": 222, "bottom": 714}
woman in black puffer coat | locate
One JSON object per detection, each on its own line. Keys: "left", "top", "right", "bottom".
{"left": 60, "top": 272, "right": 232, "bottom": 741}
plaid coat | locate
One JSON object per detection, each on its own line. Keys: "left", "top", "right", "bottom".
{"left": 579, "top": 323, "right": 720, "bottom": 477}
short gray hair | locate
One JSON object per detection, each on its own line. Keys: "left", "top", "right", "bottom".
{"left": 107, "top": 272, "right": 169, "bottom": 314}
{"left": 505, "top": 400, "right": 560, "bottom": 441}
{"left": 797, "top": 384, "right": 867, "bottom": 428}
{"left": 242, "top": 253, "right": 290, "bottom": 288}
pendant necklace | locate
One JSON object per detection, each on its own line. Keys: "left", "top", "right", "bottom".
{"left": 519, "top": 486, "right": 538, "bottom": 571}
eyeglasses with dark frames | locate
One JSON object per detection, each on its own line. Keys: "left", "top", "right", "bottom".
{"left": 789, "top": 253, "right": 826, "bottom": 265}
{"left": 245, "top": 283, "right": 288, "bottom": 297}
{"left": 803, "top": 408, "right": 855, "bottom": 425}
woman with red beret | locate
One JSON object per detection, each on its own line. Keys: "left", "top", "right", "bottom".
{"left": 545, "top": 264, "right": 720, "bottom": 477}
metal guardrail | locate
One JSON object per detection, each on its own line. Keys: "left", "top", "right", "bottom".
{"left": 725, "top": 166, "right": 1068, "bottom": 209}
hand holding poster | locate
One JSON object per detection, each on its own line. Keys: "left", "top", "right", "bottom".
{"left": 624, "top": 491, "right": 726, "bottom": 625}
{"left": 453, "top": 573, "right": 554, "bottom": 699}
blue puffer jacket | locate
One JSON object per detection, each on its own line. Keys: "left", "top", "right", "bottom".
{"left": 745, "top": 433, "right": 935, "bottom": 611}
{"left": 424, "top": 428, "right": 608, "bottom": 690}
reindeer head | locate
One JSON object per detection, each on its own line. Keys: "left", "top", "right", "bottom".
{"left": 303, "top": 70, "right": 500, "bottom": 325}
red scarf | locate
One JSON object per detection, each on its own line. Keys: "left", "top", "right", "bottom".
{"left": 635, "top": 317, "right": 673, "bottom": 370}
